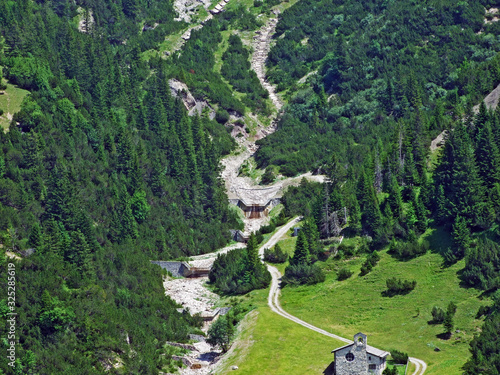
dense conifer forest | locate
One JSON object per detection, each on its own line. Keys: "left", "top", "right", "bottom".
{"left": 0, "top": 0, "right": 241, "bottom": 373}
{"left": 270, "top": 0, "right": 500, "bottom": 371}
{"left": 2, "top": 0, "right": 500, "bottom": 373}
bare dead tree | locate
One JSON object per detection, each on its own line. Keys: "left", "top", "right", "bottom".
{"left": 331, "top": 211, "right": 342, "bottom": 237}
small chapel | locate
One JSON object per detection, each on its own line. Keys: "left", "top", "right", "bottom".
{"left": 331, "top": 333, "right": 389, "bottom": 375}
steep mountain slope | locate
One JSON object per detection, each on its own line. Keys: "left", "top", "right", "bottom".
{"left": 0, "top": 1, "right": 240, "bottom": 373}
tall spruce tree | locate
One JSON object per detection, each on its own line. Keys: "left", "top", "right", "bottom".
{"left": 246, "top": 232, "right": 260, "bottom": 271}
{"left": 357, "top": 170, "right": 382, "bottom": 236}
{"left": 290, "top": 230, "right": 310, "bottom": 266}
{"left": 475, "top": 122, "right": 500, "bottom": 189}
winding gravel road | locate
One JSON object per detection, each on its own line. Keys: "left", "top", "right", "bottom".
{"left": 258, "top": 218, "right": 427, "bottom": 375}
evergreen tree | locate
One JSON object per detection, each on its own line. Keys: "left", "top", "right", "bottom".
{"left": 434, "top": 124, "right": 485, "bottom": 225}
{"left": 246, "top": 232, "right": 260, "bottom": 271}
{"left": 474, "top": 101, "right": 489, "bottom": 137}
{"left": 434, "top": 186, "right": 447, "bottom": 226}
{"left": 443, "top": 313, "right": 454, "bottom": 335}
{"left": 452, "top": 215, "right": 470, "bottom": 258}
{"left": 412, "top": 189, "right": 427, "bottom": 232}
{"left": 357, "top": 171, "right": 382, "bottom": 236}
{"left": 386, "top": 174, "right": 403, "bottom": 220}
{"left": 290, "top": 230, "right": 310, "bottom": 266}
{"left": 302, "top": 218, "right": 320, "bottom": 250}
{"left": 475, "top": 122, "right": 500, "bottom": 189}
{"left": 28, "top": 222, "right": 43, "bottom": 250}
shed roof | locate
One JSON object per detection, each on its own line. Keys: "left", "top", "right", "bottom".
{"left": 332, "top": 342, "right": 389, "bottom": 358}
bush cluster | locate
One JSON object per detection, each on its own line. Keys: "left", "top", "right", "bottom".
{"left": 337, "top": 267, "right": 353, "bottom": 281}
{"left": 384, "top": 277, "right": 417, "bottom": 296}
{"left": 388, "top": 239, "right": 429, "bottom": 260}
{"left": 390, "top": 349, "right": 408, "bottom": 364}
{"left": 282, "top": 263, "right": 325, "bottom": 286}
{"left": 359, "top": 250, "right": 380, "bottom": 276}
{"left": 264, "top": 243, "right": 288, "bottom": 263}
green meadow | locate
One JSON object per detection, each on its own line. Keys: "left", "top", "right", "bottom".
{"left": 280, "top": 249, "right": 488, "bottom": 374}
{"left": 0, "top": 82, "right": 29, "bottom": 131}
{"left": 216, "top": 288, "right": 345, "bottom": 375}
{"left": 225, "top": 227, "right": 488, "bottom": 375}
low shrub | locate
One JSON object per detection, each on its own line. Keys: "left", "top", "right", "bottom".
{"left": 259, "top": 222, "right": 276, "bottom": 234}
{"left": 384, "top": 277, "right": 417, "bottom": 296}
{"left": 337, "top": 243, "right": 356, "bottom": 257}
{"left": 264, "top": 243, "right": 288, "bottom": 263}
{"left": 216, "top": 109, "right": 230, "bottom": 124}
{"left": 359, "top": 250, "right": 380, "bottom": 276}
{"left": 282, "top": 263, "right": 325, "bottom": 286}
{"left": 429, "top": 306, "right": 445, "bottom": 324}
{"left": 391, "top": 349, "right": 408, "bottom": 364}
{"left": 389, "top": 238, "right": 429, "bottom": 260}
{"left": 337, "top": 267, "right": 353, "bottom": 281}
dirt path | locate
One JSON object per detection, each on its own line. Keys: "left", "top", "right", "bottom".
{"left": 251, "top": 16, "right": 283, "bottom": 110}
{"left": 261, "top": 223, "right": 428, "bottom": 374}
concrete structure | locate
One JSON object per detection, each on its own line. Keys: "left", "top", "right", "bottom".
{"left": 151, "top": 261, "right": 210, "bottom": 278}
{"left": 230, "top": 229, "right": 249, "bottom": 243}
{"left": 331, "top": 333, "right": 389, "bottom": 375}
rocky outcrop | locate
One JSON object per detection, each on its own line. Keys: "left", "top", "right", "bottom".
{"left": 168, "top": 79, "right": 215, "bottom": 118}
{"left": 77, "top": 7, "right": 94, "bottom": 33}
{"left": 251, "top": 12, "right": 283, "bottom": 111}
{"left": 174, "top": 0, "right": 213, "bottom": 23}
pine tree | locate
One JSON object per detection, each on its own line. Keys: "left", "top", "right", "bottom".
{"left": 67, "top": 230, "right": 90, "bottom": 268}
{"left": 246, "top": 232, "right": 260, "bottom": 271}
{"left": 302, "top": 218, "right": 320, "bottom": 249}
{"left": 474, "top": 101, "right": 489, "bottom": 137}
{"left": 291, "top": 230, "right": 310, "bottom": 266}
{"left": 406, "top": 71, "right": 422, "bottom": 109}
{"left": 412, "top": 189, "right": 427, "bottom": 232}
{"left": 475, "top": 122, "right": 500, "bottom": 189}
{"left": 435, "top": 124, "right": 485, "bottom": 224}
{"left": 435, "top": 184, "right": 448, "bottom": 224}
{"left": 443, "top": 312, "right": 454, "bottom": 335}
{"left": 28, "top": 222, "right": 43, "bottom": 250}
{"left": 357, "top": 171, "right": 382, "bottom": 235}
{"left": 382, "top": 78, "right": 394, "bottom": 114}
{"left": 347, "top": 193, "right": 362, "bottom": 234}
{"left": 386, "top": 174, "right": 403, "bottom": 220}
{"left": 452, "top": 215, "right": 470, "bottom": 258}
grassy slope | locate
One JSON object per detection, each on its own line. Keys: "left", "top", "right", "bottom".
{"left": 279, "top": 245, "right": 489, "bottom": 374}
{"left": 216, "top": 287, "right": 345, "bottom": 374}
{"left": 225, "top": 225, "right": 487, "bottom": 374}
{"left": 0, "top": 82, "right": 29, "bottom": 131}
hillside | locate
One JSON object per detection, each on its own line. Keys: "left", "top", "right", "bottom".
{"left": 1, "top": 0, "right": 500, "bottom": 374}
{"left": 0, "top": 0, "right": 239, "bottom": 373}
{"left": 255, "top": 0, "right": 500, "bottom": 176}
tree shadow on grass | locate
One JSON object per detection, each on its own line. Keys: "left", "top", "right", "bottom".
{"left": 426, "top": 226, "right": 455, "bottom": 268}
{"left": 427, "top": 319, "right": 443, "bottom": 325}
{"left": 436, "top": 332, "right": 452, "bottom": 340}
{"left": 381, "top": 289, "right": 413, "bottom": 297}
